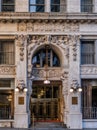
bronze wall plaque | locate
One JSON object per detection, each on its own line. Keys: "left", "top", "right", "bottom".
{"left": 72, "top": 97, "right": 78, "bottom": 105}
{"left": 18, "top": 97, "right": 24, "bottom": 105}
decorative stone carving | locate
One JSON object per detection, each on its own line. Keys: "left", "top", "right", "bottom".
{"left": 81, "top": 66, "right": 97, "bottom": 75}
{"left": 71, "top": 79, "right": 79, "bottom": 89}
{"left": 31, "top": 68, "right": 62, "bottom": 79}
{"left": 28, "top": 65, "right": 33, "bottom": 78}
{"left": 61, "top": 71, "right": 68, "bottom": 95}
{"left": 69, "top": 35, "right": 80, "bottom": 61}
{"left": 17, "top": 80, "right": 25, "bottom": 89}
{"left": 0, "top": 66, "right": 16, "bottom": 75}
{"left": 16, "top": 35, "right": 28, "bottom": 61}
{"left": 25, "top": 22, "right": 79, "bottom": 33}
{"left": 27, "top": 22, "right": 34, "bottom": 32}
{"left": 51, "top": 35, "right": 69, "bottom": 58}
{"left": 18, "top": 22, "right": 26, "bottom": 31}
{"left": 28, "top": 35, "right": 69, "bottom": 59}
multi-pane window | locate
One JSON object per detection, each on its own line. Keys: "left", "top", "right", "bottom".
{"left": 81, "top": 40, "right": 95, "bottom": 64}
{"left": 81, "top": 0, "right": 93, "bottom": 12}
{"left": 1, "top": 0, "right": 15, "bottom": 12}
{"left": 0, "top": 40, "right": 15, "bottom": 65}
{"left": 0, "top": 79, "right": 14, "bottom": 119}
{"left": 29, "top": 0, "right": 45, "bottom": 12}
{"left": 82, "top": 79, "right": 97, "bottom": 119}
{"left": 32, "top": 47, "right": 60, "bottom": 67}
{"left": 51, "top": 0, "right": 60, "bottom": 12}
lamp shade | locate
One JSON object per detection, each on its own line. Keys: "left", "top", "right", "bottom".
{"left": 44, "top": 79, "right": 50, "bottom": 84}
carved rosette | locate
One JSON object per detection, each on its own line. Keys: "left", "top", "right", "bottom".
{"left": 16, "top": 35, "right": 28, "bottom": 61}
{"left": 61, "top": 71, "right": 68, "bottom": 95}
{"left": 0, "top": 66, "right": 16, "bottom": 75}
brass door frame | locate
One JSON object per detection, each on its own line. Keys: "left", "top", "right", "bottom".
{"left": 30, "top": 81, "right": 62, "bottom": 122}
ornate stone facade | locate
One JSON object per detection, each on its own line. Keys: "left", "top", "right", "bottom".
{"left": 0, "top": 1, "right": 97, "bottom": 129}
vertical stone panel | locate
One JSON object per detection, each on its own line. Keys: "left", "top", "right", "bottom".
{"left": 15, "top": 0, "right": 28, "bottom": 12}
{"left": 67, "top": 0, "right": 80, "bottom": 13}
{"left": 94, "top": 0, "right": 97, "bottom": 12}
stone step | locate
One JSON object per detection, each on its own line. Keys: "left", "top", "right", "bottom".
{"left": 31, "top": 122, "right": 66, "bottom": 129}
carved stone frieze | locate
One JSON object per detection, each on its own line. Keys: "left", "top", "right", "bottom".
{"left": 18, "top": 22, "right": 79, "bottom": 33}
{"left": 81, "top": 66, "right": 97, "bottom": 75}
{"left": 31, "top": 68, "right": 62, "bottom": 79}
{"left": 0, "top": 66, "right": 16, "bottom": 75}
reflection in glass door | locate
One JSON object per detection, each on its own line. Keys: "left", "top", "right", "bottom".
{"left": 30, "top": 82, "right": 62, "bottom": 121}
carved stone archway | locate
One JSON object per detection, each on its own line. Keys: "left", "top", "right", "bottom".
{"left": 27, "top": 35, "right": 69, "bottom": 125}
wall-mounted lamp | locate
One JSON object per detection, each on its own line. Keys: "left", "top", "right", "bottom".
{"left": 15, "top": 80, "right": 28, "bottom": 93}
{"left": 70, "top": 87, "right": 82, "bottom": 93}
{"left": 15, "top": 86, "right": 28, "bottom": 93}
{"left": 70, "top": 80, "right": 82, "bottom": 93}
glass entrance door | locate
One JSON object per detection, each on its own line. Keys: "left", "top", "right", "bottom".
{"left": 31, "top": 100, "right": 59, "bottom": 121}
{"left": 30, "top": 82, "right": 62, "bottom": 121}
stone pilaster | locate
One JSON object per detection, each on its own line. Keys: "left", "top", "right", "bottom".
{"left": 14, "top": 35, "right": 28, "bottom": 128}
{"left": 66, "top": 35, "right": 82, "bottom": 129}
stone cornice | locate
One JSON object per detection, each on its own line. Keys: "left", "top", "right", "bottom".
{"left": 0, "top": 12, "right": 97, "bottom": 23}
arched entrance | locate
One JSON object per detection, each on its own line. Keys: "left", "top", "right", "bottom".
{"left": 29, "top": 43, "right": 64, "bottom": 123}
{"left": 30, "top": 81, "right": 62, "bottom": 122}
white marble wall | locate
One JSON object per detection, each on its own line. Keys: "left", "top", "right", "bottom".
{"left": 67, "top": 0, "right": 80, "bottom": 13}
{"left": 15, "top": 0, "right": 28, "bottom": 12}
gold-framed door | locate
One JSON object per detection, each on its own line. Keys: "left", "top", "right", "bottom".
{"left": 30, "top": 81, "right": 62, "bottom": 122}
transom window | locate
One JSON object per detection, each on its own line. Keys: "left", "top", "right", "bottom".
{"left": 32, "top": 46, "right": 60, "bottom": 67}
{"left": 81, "top": 40, "right": 95, "bottom": 64}
{"left": 29, "top": 0, "right": 45, "bottom": 12}
{"left": 81, "top": 0, "right": 93, "bottom": 12}
{"left": 0, "top": 40, "right": 15, "bottom": 65}
{"left": 51, "top": 0, "right": 60, "bottom": 12}
{"left": 1, "top": 0, "right": 15, "bottom": 12}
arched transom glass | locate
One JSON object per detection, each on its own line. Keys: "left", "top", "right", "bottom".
{"left": 32, "top": 45, "right": 60, "bottom": 67}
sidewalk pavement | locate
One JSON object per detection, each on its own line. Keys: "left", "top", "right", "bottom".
{"left": 0, "top": 128, "right": 97, "bottom": 130}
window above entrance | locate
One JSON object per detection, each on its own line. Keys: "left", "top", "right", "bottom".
{"left": 29, "top": 0, "right": 45, "bottom": 12}
{"left": 32, "top": 47, "right": 60, "bottom": 67}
